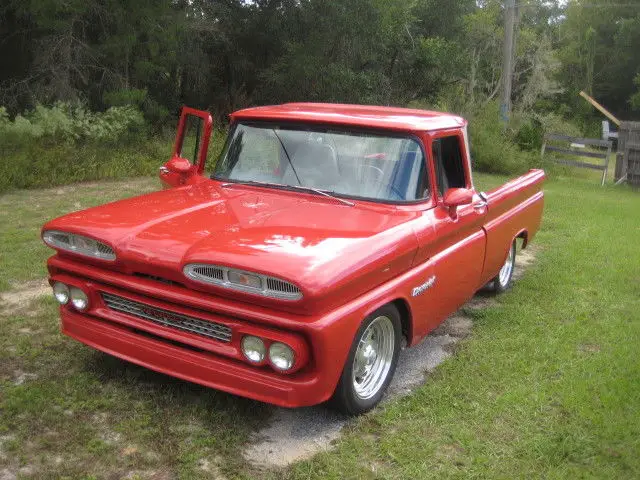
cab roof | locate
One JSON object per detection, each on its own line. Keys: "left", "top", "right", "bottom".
{"left": 231, "top": 103, "right": 467, "bottom": 132}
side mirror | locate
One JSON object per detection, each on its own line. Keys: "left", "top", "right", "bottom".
{"left": 159, "top": 156, "right": 194, "bottom": 188}
{"left": 165, "top": 156, "right": 193, "bottom": 174}
{"left": 442, "top": 188, "right": 473, "bottom": 218}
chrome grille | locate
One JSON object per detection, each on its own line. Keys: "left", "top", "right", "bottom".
{"left": 266, "top": 277, "right": 301, "bottom": 296}
{"left": 190, "top": 265, "right": 224, "bottom": 281}
{"left": 97, "top": 243, "right": 116, "bottom": 257}
{"left": 101, "top": 293, "right": 231, "bottom": 343}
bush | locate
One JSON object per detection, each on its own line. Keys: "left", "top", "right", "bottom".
{"left": 0, "top": 102, "right": 146, "bottom": 147}
{"left": 0, "top": 103, "right": 168, "bottom": 193}
{"left": 0, "top": 102, "right": 230, "bottom": 193}
{"left": 468, "top": 102, "right": 540, "bottom": 175}
{"left": 0, "top": 139, "right": 172, "bottom": 193}
{"left": 103, "top": 89, "right": 170, "bottom": 128}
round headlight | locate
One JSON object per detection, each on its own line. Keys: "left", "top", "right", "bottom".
{"left": 70, "top": 287, "right": 89, "bottom": 311}
{"left": 268, "top": 342, "right": 295, "bottom": 371}
{"left": 241, "top": 336, "right": 266, "bottom": 363}
{"left": 53, "top": 282, "right": 70, "bottom": 305}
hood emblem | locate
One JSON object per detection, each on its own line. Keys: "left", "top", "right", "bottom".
{"left": 412, "top": 275, "right": 436, "bottom": 297}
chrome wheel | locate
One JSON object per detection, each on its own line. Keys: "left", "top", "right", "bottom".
{"left": 351, "top": 315, "right": 395, "bottom": 400}
{"left": 498, "top": 243, "right": 516, "bottom": 287}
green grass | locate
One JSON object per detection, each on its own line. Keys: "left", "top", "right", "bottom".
{"left": 0, "top": 177, "right": 160, "bottom": 291}
{"left": 1, "top": 171, "right": 639, "bottom": 479}
{"left": 276, "top": 174, "right": 640, "bottom": 479}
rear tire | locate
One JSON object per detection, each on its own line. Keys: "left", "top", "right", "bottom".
{"left": 330, "top": 304, "right": 402, "bottom": 415}
{"left": 493, "top": 239, "right": 516, "bottom": 293}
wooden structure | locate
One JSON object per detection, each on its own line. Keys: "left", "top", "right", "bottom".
{"left": 579, "top": 91, "right": 621, "bottom": 127}
{"left": 578, "top": 91, "right": 640, "bottom": 187}
{"left": 541, "top": 134, "right": 612, "bottom": 186}
{"left": 614, "top": 121, "right": 640, "bottom": 187}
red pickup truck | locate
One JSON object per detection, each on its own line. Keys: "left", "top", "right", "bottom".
{"left": 42, "top": 104, "right": 544, "bottom": 415}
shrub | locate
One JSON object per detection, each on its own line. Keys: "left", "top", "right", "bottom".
{"left": 468, "top": 102, "right": 540, "bottom": 175}
{"left": 0, "top": 103, "right": 165, "bottom": 192}
{"left": 0, "top": 101, "right": 229, "bottom": 192}
{"left": 0, "top": 102, "right": 146, "bottom": 147}
{"left": 0, "top": 138, "right": 173, "bottom": 193}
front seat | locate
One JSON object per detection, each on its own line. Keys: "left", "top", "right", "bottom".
{"left": 282, "top": 142, "right": 344, "bottom": 191}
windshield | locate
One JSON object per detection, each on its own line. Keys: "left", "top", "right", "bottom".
{"left": 212, "top": 123, "right": 429, "bottom": 202}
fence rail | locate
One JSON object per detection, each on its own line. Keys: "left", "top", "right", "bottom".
{"left": 541, "top": 134, "right": 612, "bottom": 186}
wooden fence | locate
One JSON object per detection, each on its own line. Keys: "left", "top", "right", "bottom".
{"left": 614, "top": 121, "right": 640, "bottom": 187}
{"left": 541, "top": 134, "right": 612, "bottom": 186}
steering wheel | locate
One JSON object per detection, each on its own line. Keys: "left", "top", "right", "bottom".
{"left": 359, "top": 165, "right": 405, "bottom": 200}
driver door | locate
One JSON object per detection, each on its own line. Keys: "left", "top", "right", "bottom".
{"left": 415, "top": 131, "right": 487, "bottom": 334}
{"left": 160, "top": 107, "right": 213, "bottom": 188}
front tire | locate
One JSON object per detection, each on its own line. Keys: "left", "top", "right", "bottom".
{"left": 493, "top": 239, "right": 516, "bottom": 293}
{"left": 331, "top": 304, "right": 402, "bottom": 415}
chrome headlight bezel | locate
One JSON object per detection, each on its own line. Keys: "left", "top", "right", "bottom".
{"left": 43, "top": 230, "right": 116, "bottom": 261}
{"left": 183, "top": 264, "right": 302, "bottom": 301}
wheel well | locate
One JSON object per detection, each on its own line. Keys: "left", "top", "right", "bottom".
{"left": 517, "top": 230, "right": 529, "bottom": 248}
{"left": 391, "top": 298, "right": 412, "bottom": 345}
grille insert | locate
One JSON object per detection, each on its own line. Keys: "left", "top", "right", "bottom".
{"left": 101, "top": 292, "right": 231, "bottom": 343}
{"left": 183, "top": 263, "right": 302, "bottom": 300}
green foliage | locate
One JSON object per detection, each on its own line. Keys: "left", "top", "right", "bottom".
{"left": 468, "top": 102, "right": 539, "bottom": 175}
{"left": 3, "top": 0, "right": 636, "bottom": 188}
{"left": 557, "top": 0, "right": 640, "bottom": 119}
{"left": 103, "top": 88, "right": 148, "bottom": 108}
{"left": 512, "top": 111, "right": 583, "bottom": 152}
{"left": 0, "top": 139, "right": 170, "bottom": 193}
{"left": 0, "top": 102, "right": 167, "bottom": 193}
{"left": 0, "top": 103, "right": 145, "bottom": 146}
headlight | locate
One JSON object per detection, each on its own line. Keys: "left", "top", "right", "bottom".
{"left": 53, "top": 282, "right": 70, "bottom": 305}
{"left": 43, "top": 230, "right": 116, "bottom": 261}
{"left": 183, "top": 264, "right": 302, "bottom": 300}
{"left": 268, "top": 342, "right": 295, "bottom": 371}
{"left": 70, "top": 287, "right": 89, "bottom": 311}
{"left": 241, "top": 336, "right": 266, "bottom": 363}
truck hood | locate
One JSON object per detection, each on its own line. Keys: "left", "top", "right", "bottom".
{"left": 44, "top": 181, "right": 420, "bottom": 310}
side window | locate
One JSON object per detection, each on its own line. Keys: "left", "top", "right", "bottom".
{"left": 432, "top": 136, "right": 467, "bottom": 197}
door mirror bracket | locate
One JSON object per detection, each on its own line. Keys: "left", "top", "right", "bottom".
{"left": 442, "top": 188, "right": 474, "bottom": 218}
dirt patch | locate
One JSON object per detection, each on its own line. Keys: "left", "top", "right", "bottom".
{"left": 0, "top": 469, "right": 16, "bottom": 480}
{"left": 0, "top": 279, "right": 50, "bottom": 315}
{"left": 44, "top": 177, "right": 157, "bottom": 198}
{"left": 513, "top": 245, "right": 538, "bottom": 280}
{"left": 12, "top": 371, "right": 38, "bottom": 386}
{"left": 578, "top": 343, "right": 601, "bottom": 353}
{"left": 431, "top": 315, "right": 473, "bottom": 338}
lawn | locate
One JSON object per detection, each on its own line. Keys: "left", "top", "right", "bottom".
{"left": 0, "top": 172, "right": 639, "bottom": 479}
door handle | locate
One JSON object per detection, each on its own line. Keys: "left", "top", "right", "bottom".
{"left": 473, "top": 201, "right": 487, "bottom": 211}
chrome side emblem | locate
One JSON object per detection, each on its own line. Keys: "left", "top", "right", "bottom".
{"left": 412, "top": 275, "right": 436, "bottom": 297}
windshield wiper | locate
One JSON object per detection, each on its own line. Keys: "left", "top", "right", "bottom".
{"left": 271, "top": 128, "right": 302, "bottom": 186}
{"left": 220, "top": 180, "right": 355, "bottom": 207}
